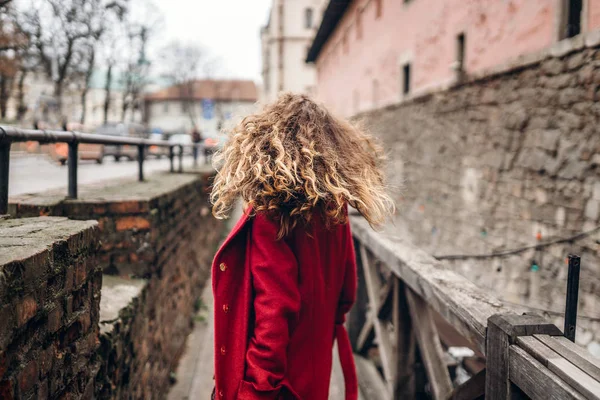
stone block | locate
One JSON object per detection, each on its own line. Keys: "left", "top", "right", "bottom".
{"left": 585, "top": 199, "right": 600, "bottom": 221}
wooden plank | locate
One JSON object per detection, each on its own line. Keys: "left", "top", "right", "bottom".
{"left": 393, "top": 278, "right": 415, "bottom": 399}
{"left": 534, "top": 335, "right": 600, "bottom": 382}
{"left": 517, "top": 336, "right": 600, "bottom": 399}
{"left": 359, "top": 244, "right": 393, "bottom": 398}
{"left": 355, "top": 354, "right": 389, "bottom": 400}
{"left": 356, "top": 313, "right": 375, "bottom": 354}
{"left": 350, "top": 216, "right": 520, "bottom": 354}
{"left": 447, "top": 368, "right": 486, "bottom": 400}
{"left": 405, "top": 286, "right": 453, "bottom": 400}
{"left": 377, "top": 278, "right": 394, "bottom": 319}
{"left": 486, "top": 314, "right": 563, "bottom": 400}
{"left": 509, "top": 345, "right": 586, "bottom": 400}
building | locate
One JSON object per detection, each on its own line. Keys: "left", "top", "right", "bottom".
{"left": 143, "top": 79, "right": 258, "bottom": 135}
{"left": 260, "top": 0, "right": 328, "bottom": 102}
{"left": 4, "top": 68, "right": 141, "bottom": 129}
{"left": 307, "top": 0, "right": 600, "bottom": 116}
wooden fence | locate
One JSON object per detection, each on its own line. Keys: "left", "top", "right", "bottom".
{"left": 348, "top": 215, "right": 600, "bottom": 400}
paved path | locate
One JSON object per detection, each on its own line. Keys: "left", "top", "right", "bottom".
{"left": 167, "top": 278, "right": 351, "bottom": 400}
{"left": 9, "top": 153, "right": 202, "bottom": 196}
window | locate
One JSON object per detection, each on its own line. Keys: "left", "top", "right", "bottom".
{"left": 356, "top": 8, "right": 363, "bottom": 39}
{"left": 375, "top": 0, "right": 382, "bottom": 18}
{"left": 402, "top": 63, "right": 411, "bottom": 95}
{"left": 372, "top": 79, "right": 379, "bottom": 107}
{"left": 181, "top": 101, "right": 188, "bottom": 113}
{"left": 305, "top": 8, "right": 314, "bottom": 29}
{"left": 456, "top": 33, "right": 466, "bottom": 75}
{"left": 563, "top": 0, "right": 583, "bottom": 38}
{"left": 163, "top": 102, "right": 169, "bottom": 113}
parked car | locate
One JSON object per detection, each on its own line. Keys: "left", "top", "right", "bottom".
{"left": 53, "top": 123, "right": 104, "bottom": 165}
{"left": 203, "top": 131, "right": 226, "bottom": 161}
{"left": 147, "top": 132, "right": 169, "bottom": 159}
{"left": 97, "top": 123, "right": 146, "bottom": 161}
{"left": 168, "top": 133, "right": 193, "bottom": 155}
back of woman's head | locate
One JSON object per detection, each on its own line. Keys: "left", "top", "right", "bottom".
{"left": 210, "top": 93, "right": 394, "bottom": 237}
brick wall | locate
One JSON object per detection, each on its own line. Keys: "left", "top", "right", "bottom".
{"left": 7, "top": 171, "right": 227, "bottom": 398}
{"left": 0, "top": 217, "right": 100, "bottom": 399}
{"left": 359, "top": 40, "right": 600, "bottom": 352}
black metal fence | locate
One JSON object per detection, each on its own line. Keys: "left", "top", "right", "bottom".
{"left": 0, "top": 126, "right": 206, "bottom": 215}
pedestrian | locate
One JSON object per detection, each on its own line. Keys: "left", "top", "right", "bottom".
{"left": 191, "top": 127, "right": 202, "bottom": 165}
{"left": 209, "top": 93, "right": 394, "bottom": 400}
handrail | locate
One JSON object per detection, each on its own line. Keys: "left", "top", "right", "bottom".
{"left": 349, "top": 215, "right": 519, "bottom": 354}
{"left": 348, "top": 215, "right": 600, "bottom": 399}
{"left": 0, "top": 125, "right": 207, "bottom": 215}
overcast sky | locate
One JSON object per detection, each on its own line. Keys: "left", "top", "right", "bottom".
{"left": 152, "top": 0, "right": 272, "bottom": 83}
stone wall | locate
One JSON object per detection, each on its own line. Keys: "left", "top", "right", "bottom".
{"left": 0, "top": 217, "right": 100, "bottom": 399}
{"left": 6, "top": 171, "right": 226, "bottom": 398}
{"left": 359, "top": 39, "right": 600, "bottom": 352}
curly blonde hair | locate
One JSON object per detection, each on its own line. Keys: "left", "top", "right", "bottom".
{"left": 210, "top": 93, "right": 394, "bottom": 238}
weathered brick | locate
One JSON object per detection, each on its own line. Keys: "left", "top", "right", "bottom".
{"left": 16, "top": 296, "right": 38, "bottom": 328}
{"left": 0, "top": 378, "right": 14, "bottom": 399}
{"left": 115, "top": 216, "right": 151, "bottom": 231}
{"left": 47, "top": 305, "right": 63, "bottom": 333}
{"left": 17, "top": 360, "right": 38, "bottom": 394}
{"left": 109, "top": 201, "right": 147, "bottom": 214}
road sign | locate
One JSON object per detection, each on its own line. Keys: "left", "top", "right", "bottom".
{"left": 202, "top": 99, "right": 214, "bottom": 120}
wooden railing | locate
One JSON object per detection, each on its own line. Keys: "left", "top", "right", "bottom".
{"left": 348, "top": 215, "right": 600, "bottom": 400}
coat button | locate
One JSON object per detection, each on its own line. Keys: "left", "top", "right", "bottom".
{"left": 220, "top": 345, "right": 226, "bottom": 355}
{"left": 219, "top": 263, "right": 227, "bottom": 272}
{"left": 222, "top": 304, "right": 229, "bottom": 313}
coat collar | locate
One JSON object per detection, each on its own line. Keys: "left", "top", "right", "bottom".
{"left": 219, "top": 204, "right": 253, "bottom": 251}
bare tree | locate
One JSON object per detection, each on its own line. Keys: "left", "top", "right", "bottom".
{"left": 117, "top": 0, "right": 162, "bottom": 123}
{"left": 160, "top": 41, "right": 216, "bottom": 128}
{"left": 0, "top": 0, "right": 27, "bottom": 119}
{"left": 78, "top": 0, "right": 127, "bottom": 124}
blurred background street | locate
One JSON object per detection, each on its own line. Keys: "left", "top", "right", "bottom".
{"left": 9, "top": 153, "right": 197, "bottom": 196}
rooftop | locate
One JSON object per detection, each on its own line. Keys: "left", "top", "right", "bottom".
{"left": 144, "top": 79, "right": 258, "bottom": 102}
{"left": 306, "top": 0, "right": 352, "bottom": 63}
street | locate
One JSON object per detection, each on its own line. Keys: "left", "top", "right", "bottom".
{"left": 9, "top": 153, "right": 202, "bottom": 197}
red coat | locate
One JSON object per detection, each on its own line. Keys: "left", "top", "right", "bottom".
{"left": 212, "top": 207, "right": 358, "bottom": 400}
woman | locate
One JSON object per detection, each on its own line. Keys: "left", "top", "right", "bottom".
{"left": 210, "top": 93, "right": 394, "bottom": 400}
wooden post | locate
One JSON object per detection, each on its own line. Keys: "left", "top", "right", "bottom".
{"left": 393, "top": 278, "right": 416, "bottom": 398}
{"left": 359, "top": 244, "right": 394, "bottom": 398}
{"left": 405, "top": 287, "right": 453, "bottom": 400}
{"left": 485, "top": 313, "right": 562, "bottom": 399}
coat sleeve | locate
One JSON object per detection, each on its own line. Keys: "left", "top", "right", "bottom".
{"left": 335, "top": 221, "right": 358, "bottom": 325}
{"left": 238, "top": 213, "right": 301, "bottom": 400}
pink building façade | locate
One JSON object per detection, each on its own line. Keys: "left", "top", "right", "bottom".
{"left": 307, "top": 0, "right": 600, "bottom": 117}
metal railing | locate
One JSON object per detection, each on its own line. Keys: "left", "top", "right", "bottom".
{"left": 0, "top": 126, "right": 206, "bottom": 215}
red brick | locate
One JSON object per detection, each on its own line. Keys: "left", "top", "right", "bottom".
{"left": 64, "top": 268, "right": 74, "bottom": 292}
{"left": 18, "top": 359, "right": 38, "bottom": 394}
{"left": 0, "top": 352, "right": 7, "bottom": 377}
{"left": 38, "top": 379, "right": 49, "bottom": 399}
{"left": 92, "top": 206, "right": 106, "bottom": 215}
{"left": 39, "top": 345, "right": 55, "bottom": 377}
{"left": 0, "top": 378, "right": 14, "bottom": 399}
{"left": 115, "top": 216, "right": 150, "bottom": 231}
{"left": 47, "top": 306, "right": 63, "bottom": 333}
{"left": 109, "top": 201, "right": 143, "bottom": 214}
{"left": 78, "top": 314, "right": 91, "bottom": 333}
{"left": 74, "top": 262, "right": 87, "bottom": 287}
{"left": 16, "top": 297, "right": 38, "bottom": 327}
